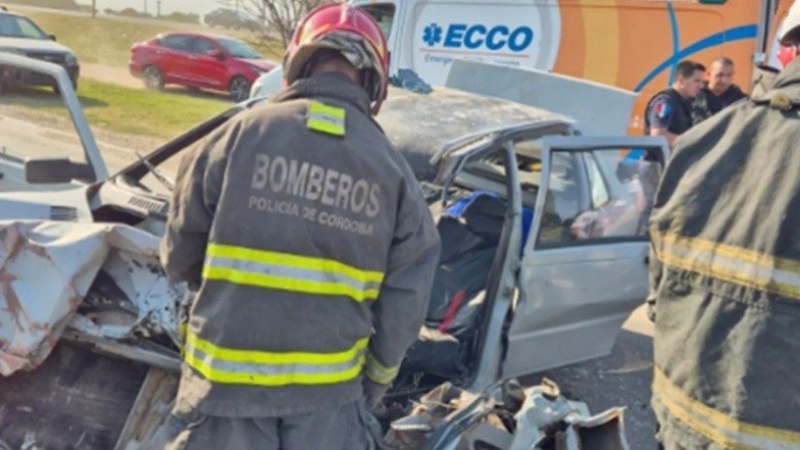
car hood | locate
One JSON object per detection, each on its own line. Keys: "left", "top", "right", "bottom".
{"left": 0, "top": 37, "right": 73, "bottom": 54}
{"left": 0, "top": 187, "right": 92, "bottom": 222}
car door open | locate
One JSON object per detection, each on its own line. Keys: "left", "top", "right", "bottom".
{"left": 502, "top": 135, "right": 669, "bottom": 379}
{"left": 0, "top": 53, "right": 107, "bottom": 193}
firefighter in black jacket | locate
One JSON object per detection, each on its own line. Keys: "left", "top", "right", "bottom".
{"left": 149, "top": 4, "right": 441, "bottom": 449}
{"left": 648, "top": 3, "right": 800, "bottom": 448}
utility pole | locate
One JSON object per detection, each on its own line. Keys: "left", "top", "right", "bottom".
{"left": 157, "top": 0, "right": 162, "bottom": 17}
{"left": 91, "top": 0, "right": 96, "bottom": 18}
{"left": 143, "top": 0, "right": 148, "bottom": 14}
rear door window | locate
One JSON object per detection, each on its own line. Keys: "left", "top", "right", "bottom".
{"left": 191, "top": 38, "right": 217, "bottom": 55}
{"left": 359, "top": 4, "right": 396, "bottom": 39}
{"left": 160, "top": 35, "right": 191, "bottom": 52}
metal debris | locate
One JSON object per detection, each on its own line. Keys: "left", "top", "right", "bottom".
{"left": 0, "top": 221, "right": 184, "bottom": 376}
{"left": 385, "top": 379, "right": 629, "bottom": 450}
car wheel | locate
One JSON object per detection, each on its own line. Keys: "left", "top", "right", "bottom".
{"left": 143, "top": 65, "right": 165, "bottom": 91}
{"left": 228, "top": 76, "right": 250, "bottom": 102}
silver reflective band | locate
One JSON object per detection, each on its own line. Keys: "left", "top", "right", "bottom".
{"left": 187, "top": 341, "right": 366, "bottom": 377}
{"left": 307, "top": 101, "right": 346, "bottom": 136}
{"left": 202, "top": 244, "right": 384, "bottom": 303}
{"left": 184, "top": 332, "right": 370, "bottom": 386}
{"left": 654, "top": 368, "right": 800, "bottom": 449}
{"left": 207, "top": 255, "right": 382, "bottom": 294}
{"left": 364, "top": 352, "right": 399, "bottom": 385}
{"left": 652, "top": 231, "right": 800, "bottom": 301}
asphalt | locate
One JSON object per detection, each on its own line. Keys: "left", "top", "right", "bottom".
{"left": 527, "top": 305, "right": 659, "bottom": 449}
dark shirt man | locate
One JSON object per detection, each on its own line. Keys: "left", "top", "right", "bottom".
{"left": 692, "top": 57, "right": 748, "bottom": 124}
{"left": 643, "top": 60, "right": 705, "bottom": 147}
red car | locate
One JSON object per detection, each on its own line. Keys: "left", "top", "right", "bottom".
{"left": 129, "top": 32, "right": 277, "bottom": 102}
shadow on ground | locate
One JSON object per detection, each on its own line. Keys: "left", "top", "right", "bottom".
{"left": 162, "top": 86, "right": 233, "bottom": 102}
{"left": 1, "top": 85, "right": 109, "bottom": 108}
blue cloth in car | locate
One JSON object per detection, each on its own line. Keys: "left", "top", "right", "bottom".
{"left": 443, "top": 191, "right": 534, "bottom": 253}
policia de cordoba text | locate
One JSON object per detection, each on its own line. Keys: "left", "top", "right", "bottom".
{"left": 249, "top": 154, "right": 380, "bottom": 236}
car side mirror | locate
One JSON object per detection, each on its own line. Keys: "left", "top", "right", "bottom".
{"left": 48, "top": 34, "right": 57, "bottom": 41}
{"left": 208, "top": 49, "right": 224, "bottom": 60}
{"left": 25, "top": 159, "right": 94, "bottom": 184}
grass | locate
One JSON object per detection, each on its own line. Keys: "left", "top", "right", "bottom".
{"left": 3, "top": 10, "right": 286, "bottom": 139}
{"left": 24, "top": 10, "right": 285, "bottom": 68}
{"left": 3, "top": 80, "right": 232, "bottom": 139}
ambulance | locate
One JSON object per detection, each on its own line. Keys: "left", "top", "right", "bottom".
{"left": 252, "top": 0, "right": 793, "bottom": 134}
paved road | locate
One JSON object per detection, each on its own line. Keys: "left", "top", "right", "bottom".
{"left": 529, "top": 305, "right": 658, "bottom": 449}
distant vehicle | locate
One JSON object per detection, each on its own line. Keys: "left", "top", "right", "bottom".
{"left": 128, "top": 32, "right": 277, "bottom": 102}
{"left": 204, "top": 8, "right": 262, "bottom": 33}
{"left": 0, "top": 7, "right": 80, "bottom": 93}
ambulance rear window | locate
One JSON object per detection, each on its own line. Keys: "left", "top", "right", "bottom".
{"left": 359, "top": 4, "right": 395, "bottom": 40}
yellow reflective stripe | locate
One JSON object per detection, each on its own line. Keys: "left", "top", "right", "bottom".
{"left": 186, "top": 332, "right": 369, "bottom": 365}
{"left": 309, "top": 101, "right": 346, "bottom": 120}
{"left": 654, "top": 367, "right": 800, "bottom": 448}
{"left": 307, "top": 101, "right": 345, "bottom": 136}
{"left": 653, "top": 231, "right": 800, "bottom": 273}
{"left": 202, "top": 267, "right": 380, "bottom": 302}
{"left": 207, "top": 244, "right": 383, "bottom": 285}
{"left": 185, "top": 352, "right": 365, "bottom": 386}
{"left": 651, "top": 231, "right": 800, "bottom": 301}
{"left": 364, "top": 352, "right": 399, "bottom": 385}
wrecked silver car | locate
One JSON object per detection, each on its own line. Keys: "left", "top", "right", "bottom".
{"left": 0, "top": 54, "right": 667, "bottom": 449}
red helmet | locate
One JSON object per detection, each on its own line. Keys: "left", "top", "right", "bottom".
{"left": 283, "top": 3, "right": 390, "bottom": 114}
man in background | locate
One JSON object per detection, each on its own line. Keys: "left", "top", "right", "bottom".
{"left": 692, "top": 57, "right": 748, "bottom": 124}
{"left": 643, "top": 60, "right": 705, "bottom": 147}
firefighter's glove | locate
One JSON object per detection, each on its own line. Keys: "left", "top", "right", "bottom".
{"left": 363, "top": 378, "right": 390, "bottom": 416}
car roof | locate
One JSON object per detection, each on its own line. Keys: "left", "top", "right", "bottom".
{"left": 376, "top": 85, "right": 573, "bottom": 181}
{"left": 158, "top": 31, "right": 242, "bottom": 41}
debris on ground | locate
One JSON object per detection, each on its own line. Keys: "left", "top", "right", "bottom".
{"left": 385, "top": 378, "right": 628, "bottom": 450}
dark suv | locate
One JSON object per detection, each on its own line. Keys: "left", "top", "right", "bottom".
{"left": 204, "top": 8, "right": 262, "bottom": 33}
{"left": 0, "top": 6, "right": 80, "bottom": 93}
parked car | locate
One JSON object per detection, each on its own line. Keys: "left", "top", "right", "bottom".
{"left": 0, "top": 6, "right": 79, "bottom": 93}
{"left": 0, "top": 53, "right": 667, "bottom": 448}
{"left": 128, "top": 32, "right": 276, "bottom": 102}
{"left": 204, "top": 8, "right": 262, "bottom": 33}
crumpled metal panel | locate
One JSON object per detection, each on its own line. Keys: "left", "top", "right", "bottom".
{"left": 0, "top": 221, "right": 170, "bottom": 376}
{"left": 509, "top": 379, "right": 629, "bottom": 450}
{"left": 386, "top": 379, "right": 629, "bottom": 450}
{"left": 72, "top": 248, "right": 186, "bottom": 348}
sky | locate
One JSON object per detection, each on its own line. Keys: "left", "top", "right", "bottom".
{"left": 82, "top": 0, "right": 227, "bottom": 18}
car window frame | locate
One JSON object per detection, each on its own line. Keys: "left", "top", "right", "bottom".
{"left": 159, "top": 34, "right": 191, "bottom": 53}
{"left": 190, "top": 37, "right": 218, "bottom": 55}
{"left": 532, "top": 142, "right": 667, "bottom": 251}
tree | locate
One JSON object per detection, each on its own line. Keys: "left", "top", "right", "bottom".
{"left": 218, "top": 0, "right": 330, "bottom": 48}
